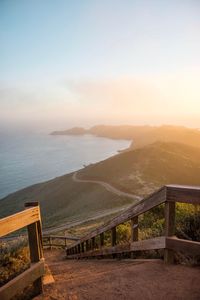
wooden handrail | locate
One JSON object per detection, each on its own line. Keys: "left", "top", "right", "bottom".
{"left": 0, "top": 202, "right": 44, "bottom": 300}
{"left": 0, "top": 206, "right": 40, "bottom": 237}
{"left": 70, "top": 186, "right": 167, "bottom": 248}
{"left": 43, "top": 235, "right": 79, "bottom": 249}
{"left": 43, "top": 235, "right": 79, "bottom": 241}
{"left": 66, "top": 185, "right": 200, "bottom": 263}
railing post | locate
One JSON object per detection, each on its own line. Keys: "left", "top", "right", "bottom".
{"left": 25, "top": 202, "right": 43, "bottom": 295}
{"left": 92, "top": 237, "right": 95, "bottom": 250}
{"left": 111, "top": 227, "right": 117, "bottom": 258}
{"left": 164, "top": 201, "right": 175, "bottom": 264}
{"left": 131, "top": 217, "right": 138, "bottom": 258}
{"left": 81, "top": 242, "right": 84, "bottom": 253}
{"left": 100, "top": 233, "right": 104, "bottom": 248}
{"left": 111, "top": 227, "right": 116, "bottom": 246}
{"left": 89, "top": 239, "right": 92, "bottom": 251}
{"left": 131, "top": 216, "right": 138, "bottom": 242}
{"left": 86, "top": 240, "right": 89, "bottom": 252}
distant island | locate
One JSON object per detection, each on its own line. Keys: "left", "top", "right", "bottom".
{"left": 51, "top": 124, "right": 200, "bottom": 150}
{"left": 51, "top": 127, "right": 88, "bottom": 135}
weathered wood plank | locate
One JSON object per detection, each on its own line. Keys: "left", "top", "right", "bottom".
{"left": 27, "top": 222, "right": 43, "bottom": 294}
{"left": 0, "top": 260, "right": 45, "bottom": 300}
{"left": 0, "top": 207, "right": 40, "bottom": 237}
{"left": 131, "top": 216, "right": 138, "bottom": 242}
{"left": 25, "top": 203, "right": 43, "bottom": 295}
{"left": 164, "top": 202, "right": 175, "bottom": 263}
{"left": 166, "top": 237, "right": 200, "bottom": 256}
{"left": 166, "top": 185, "right": 200, "bottom": 204}
{"left": 67, "top": 237, "right": 166, "bottom": 259}
{"left": 130, "top": 237, "right": 166, "bottom": 251}
{"left": 111, "top": 227, "right": 116, "bottom": 246}
{"left": 67, "top": 243, "right": 131, "bottom": 258}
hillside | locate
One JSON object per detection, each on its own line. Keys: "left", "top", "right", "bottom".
{"left": 51, "top": 125, "right": 200, "bottom": 149}
{"left": 1, "top": 141, "right": 200, "bottom": 230}
{"left": 0, "top": 173, "right": 132, "bottom": 229}
{"left": 78, "top": 141, "right": 200, "bottom": 196}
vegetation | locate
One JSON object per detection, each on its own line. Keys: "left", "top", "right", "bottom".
{"left": 1, "top": 141, "right": 200, "bottom": 232}
{"left": 112, "top": 204, "right": 200, "bottom": 243}
{"left": 0, "top": 237, "right": 30, "bottom": 287}
{"left": 51, "top": 125, "right": 200, "bottom": 150}
{"left": 1, "top": 139, "right": 200, "bottom": 265}
{"left": 79, "top": 141, "right": 200, "bottom": 196}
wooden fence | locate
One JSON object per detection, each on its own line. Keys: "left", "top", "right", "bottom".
{"left": 66, "top": 185, "right": 200, "bottom": 263}
{"left": 43, "top": 235, "right": 79, "bottom": 248}
{"left": 0, "top": 202, "right": 44, "bottom": 300}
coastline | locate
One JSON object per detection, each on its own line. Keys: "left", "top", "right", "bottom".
{"left": 0, "top": 133, "right": 131, "bottom": 200}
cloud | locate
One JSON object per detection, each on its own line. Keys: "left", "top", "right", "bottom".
{"left": 0, "top": 83, "right": 78, "bottom": 126}
{"left": 66, "top": 77, "right": 162, "bottom": 113}
{"left": 65, "top": 70, "right": 200, "bottom": 117}
{"left": 0, "top": 69, "right": 200, "bottom": 128}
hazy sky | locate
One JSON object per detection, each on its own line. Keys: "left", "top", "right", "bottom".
{"left": 0, "top": 0, "right": 200, "bottom": 130}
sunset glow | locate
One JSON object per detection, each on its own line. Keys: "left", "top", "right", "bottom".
{"left": 1, "top": 0, "right": 200, "bottom": 129}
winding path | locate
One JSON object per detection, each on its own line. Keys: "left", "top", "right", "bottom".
{"left": 72, "top": 171, "right": 142, "bottom": 201}
{"left": 44, "top": 172, "right": 141, "bottom": 234}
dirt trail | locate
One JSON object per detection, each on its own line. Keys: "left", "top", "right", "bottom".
{"left": 73, "top": 172, "right": 142, "bottom": 201}
{"left": 35, "top": 249, "right": 200, "bottom": 300}
{"left": 43, "top": 171, "right": 141, "bottom": 235}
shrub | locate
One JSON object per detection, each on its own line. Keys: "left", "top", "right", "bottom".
{"left": 0, "top": 237, "right": 30, "bottom": 287}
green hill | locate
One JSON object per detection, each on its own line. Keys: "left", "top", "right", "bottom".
{"left": 0, "top": 173, "right": 132, "bottom": 228}
{"left": 1, "top": 141, "right": 200, "bottom": 229}
{"left": 79, "top": 141, "right": 200, "bottom": 196}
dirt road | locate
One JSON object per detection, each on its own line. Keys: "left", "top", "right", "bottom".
{"left": 35, "top": 249, "right": 200, "bottom": 300}
{"left": 43, "top": 171, "right": 142, "bottom": 235}
{"left": 72, "top": 172, "right": 142, "bottom": 201}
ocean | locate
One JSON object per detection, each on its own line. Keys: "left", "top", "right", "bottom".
{"left": 0, "top": 131, "right": 130, "bottom": 199}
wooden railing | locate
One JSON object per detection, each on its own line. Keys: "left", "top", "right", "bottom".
{"left": 66, "top": 185, "right": 200, "bottom": 263}
{"left": 0, "top": 202, "right": 44, "bottom": 300}
{"left": 43, "top": 235, "right": 79, "bottom": 248}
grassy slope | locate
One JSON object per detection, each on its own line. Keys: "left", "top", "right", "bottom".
{"left": 79, "top": 141, "right": 200, "bottom": 196}
{"left": 1, "top": 141, "right": 200, "bottom": 230}
{"left": 0, "top": 173, "right": 132, "bottom": 228}
{"left": 90, "top": 125, "right": 200, "bottom": 149}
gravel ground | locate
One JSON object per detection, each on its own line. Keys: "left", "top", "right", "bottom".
{"left": 34, "top": 249, "right": 200, "bottom": 300}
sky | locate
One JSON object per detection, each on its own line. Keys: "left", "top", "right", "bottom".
{"left": 0, "top": 0, "right": 200, "bottom": 131}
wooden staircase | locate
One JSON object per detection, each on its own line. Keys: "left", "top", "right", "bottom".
{"left": 66, "top": 185, "right": 200, "bottom": 263}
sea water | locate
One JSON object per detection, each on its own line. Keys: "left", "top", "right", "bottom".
{"left": 0, "top": 131, "right": 130, "bottom": 199}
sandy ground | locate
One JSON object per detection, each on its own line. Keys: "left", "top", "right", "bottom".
{"left": 34, "top": 249, "right": 200, "bottom": 300}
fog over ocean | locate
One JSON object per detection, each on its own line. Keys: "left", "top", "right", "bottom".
{"left": 0, "top": 131, "right": 130, "bottom": 199}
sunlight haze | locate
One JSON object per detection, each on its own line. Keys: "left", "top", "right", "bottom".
{"left": 1, "top": 0, "right": 200, "bottom": 130}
